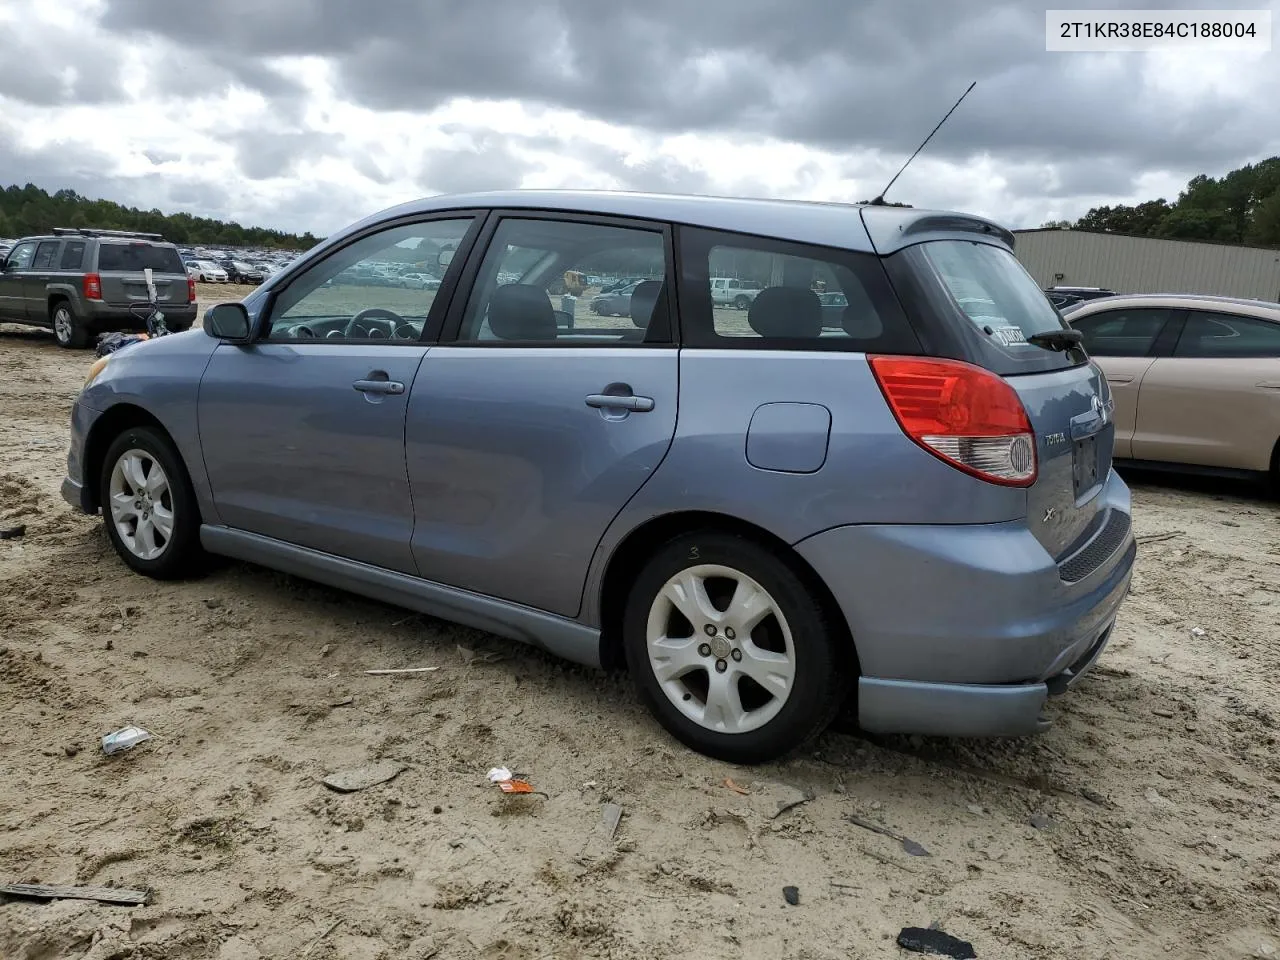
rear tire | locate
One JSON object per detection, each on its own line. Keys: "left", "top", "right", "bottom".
{"left": 52, "top": 301, "right": 89, "bottom": 349}
{"left": 99, "top": 426, "right": 207, "bottom": 580}
{"left": 734, "top": 295, "right": 750, "bottom": 310}
{"left": 622, "top": 531, "right": 848, "bottom": 764}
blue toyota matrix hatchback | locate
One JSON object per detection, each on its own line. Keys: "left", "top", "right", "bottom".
{"left": 63, "top": 191, "right": 1135, "bottom": 763}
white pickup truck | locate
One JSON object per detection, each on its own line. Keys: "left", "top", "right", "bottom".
{"left": 710, "top": 277, "right": 763, "bottom": 310}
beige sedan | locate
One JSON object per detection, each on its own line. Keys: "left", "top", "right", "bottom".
{"left": 1063, "top": 293, "right": 1280, "bottom": 487}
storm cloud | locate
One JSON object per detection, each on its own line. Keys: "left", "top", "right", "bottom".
{"left": 1, "top": 0, "right": 1277, "bottom": 235}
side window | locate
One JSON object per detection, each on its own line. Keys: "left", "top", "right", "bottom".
{"left": 60, "top": 241, "right": 86, "bottom": 270}
{"left": 677, "top": 226, "right": 917, "bottom": 352}
{"left": 457, "top": 218, "right": 669, "bottom": 345}
{"left": 31, "top": 241, "right": 61, "bottom": 271}
{"left": 1071, "top": 309, "right": 1172, "bottom": 357}
{"left": 266, "top": 218, "right": 474, "bottom": 342}
{"left": 3, "top": 242, "right": 36, "bottom": 271}
{"left": 1174, "top": 311, "right": 1280, "bottom": 358}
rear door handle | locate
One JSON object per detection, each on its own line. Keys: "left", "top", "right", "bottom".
{"left": 1106, "top": 376, "right": 1134, "bottom": 384}
{"left": 354, "top": 379, "right": 404, "bottom": 395}
{"left": 585, "top": 394, "right": 654, "bottom": 412}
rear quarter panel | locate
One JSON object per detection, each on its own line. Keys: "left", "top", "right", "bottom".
{"left": 80, "top": 330, "right": 222, "bottom": 521}
{"left": 579, "top": 349, "right": 1028, "bottom": 627}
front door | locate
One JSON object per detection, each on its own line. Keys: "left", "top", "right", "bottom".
{"left": 406, "top": 214, "right": 679, "bottom": 617}
{"left": 24, "top": 240, "right": 62, "bottom": 324}
{"left": 0, "top": 241, "right": 36, "bottom": 322}
{"left": 196, "top": 215, "right": 478, "bottom": 574}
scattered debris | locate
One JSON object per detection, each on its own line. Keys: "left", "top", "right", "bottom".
{"left": 846, "top": 813, "right": 931, "bottom": 857}
{"left": 1190, "top": 627, "right": 1205, "bottom": 638}
{"left": 0, "top": 524, "right": 26, "bottom": 540}
{"left": 320, "top": 644, "right": 334, "bottom": 657}
{"left": 723, "top": 777, "right": 750, "bottom": 796}
{"left": 330, "top": 697, "right": 354, "bottom": 708}
{"left": 1028, "top": 813, "right": 1056, "bottom": 831}
{"left": 321, "top": 760, "right": 408, "bottom": 793}
{"left": 101, "top": 725, "right": 152, "bottom": 755}
{"left": 0, "top": 883, "right": 151, "bottom": 906}
{"left": 1079, "top": 786, "right": 1111, "bottom": 808}
{"left": 782, "top": 885, "right": 800, "bottom": 906}
{"left": 302, "top": 918, "right": 344, "bottom": 957}
{"left": 600, "top": 803, "right": 624, "bottom": 839}
{"left": 965, "top": 804, "right": 985, "bottom": 816}
{"left": 748, "top": 780, "right": 813, "bottom": 820}
{"left": 896, "top": 926, "right": 977, "bottom": 958}
{"left": 458, "top": 644, "right": 506, "bottom": 665}
{"left": 364, "top": 666, "right": 439, "bottom": 676}
{"left": 64, "top": 744, "right": 80, "bottom": 758}
{"left": 1152, "top": 708, "right": 1176, "bottom": 719}
{"left": 1136, "top": 530, "right": 1182, "bottom": 545}
{"left": 486, "top": 767, "right": 539, "bottom": 795}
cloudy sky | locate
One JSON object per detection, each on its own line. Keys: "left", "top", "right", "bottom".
{"left": 2, "top": 0, "right": 1277, "bottom": 238}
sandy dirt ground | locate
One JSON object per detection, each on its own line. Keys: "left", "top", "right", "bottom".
{"left": 1, "top": 286, "right": 1278, "bottom": 959}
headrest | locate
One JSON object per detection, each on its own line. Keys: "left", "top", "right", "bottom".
{"left": 747, "top": 286, "right": 822, "bottom": 339}
{"left": 488, "top": 283, "right": 557, "bottom": 341}
{"left": 629, "top": 280, "right": 664, "bottom": 329}
{"left": 841, "top": 303, "right": 884, "bottom": 340}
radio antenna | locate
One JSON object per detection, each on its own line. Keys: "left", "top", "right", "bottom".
{"left": 869, "top": 80, "right": 976, "bottom": 206}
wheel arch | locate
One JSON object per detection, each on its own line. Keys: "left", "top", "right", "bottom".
{"left": 83, "top": 404, "right": 171, "bottom": 512}
{"left": 596, "top": 510, "right": 860, "bottom": 677}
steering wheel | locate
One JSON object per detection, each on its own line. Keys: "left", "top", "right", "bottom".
{"left": 294, "top": 325, "right": 316, "bottom": 338}
{"left": 344, "top": 307, "right": 405, "bottom": 340}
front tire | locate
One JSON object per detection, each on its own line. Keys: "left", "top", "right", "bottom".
{"left": 99, "top": 426, "right": 206, "bottom": 580}
{"left": 52, "top": 302, "right": 89, "bottom": 349}
{"left": 622, "top": 531, "right": 848, "bottom": 764}
{"left": 734, "top": 295, "right": 750, "bottom": 310}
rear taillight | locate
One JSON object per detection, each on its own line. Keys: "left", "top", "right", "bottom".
{"left": 869, "top": 355, "right": 1037, "bottom": 487}
{"left": 83, "top": 273, "right": 102, "bottom": 300}
{"left": 187, "top": 277, "right": 197, "bottom": 302}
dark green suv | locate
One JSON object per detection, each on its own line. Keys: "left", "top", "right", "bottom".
{"left": 0, "top": 228, "right": 197, "bottom": 348}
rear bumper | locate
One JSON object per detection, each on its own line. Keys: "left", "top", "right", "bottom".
{"left": 794, "top": 469, "right": 1135, "bottom": 737}
{"left": 85, "top": 302, "right": 198, "bottom": 329}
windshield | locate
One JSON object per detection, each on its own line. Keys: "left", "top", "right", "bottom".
{"left": 921, "top": 240, "right": 1066, "bottom": 348}
{"left": 97, "top": 243, "right": 185, "bottom": 274}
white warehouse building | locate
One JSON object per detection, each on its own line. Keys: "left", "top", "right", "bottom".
{"left": 1013, "top": 228, "right": 1280, "bottom": 303}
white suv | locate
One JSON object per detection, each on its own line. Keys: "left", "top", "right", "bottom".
{"left": 710, "top": 276, "right": 763, "bottom": 310}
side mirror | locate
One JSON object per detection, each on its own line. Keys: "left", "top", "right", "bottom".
{"left": 205, "top": 302, "right": 251, "bottom": 342}
{"left": 437, "top": 249, "right": 454, "bottom": 268}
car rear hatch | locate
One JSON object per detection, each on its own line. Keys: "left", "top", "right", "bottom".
{"left": 95, "top": 241, "right": 189, "bottom": 305}
{"left": 882, "top": 231, "right": 1115, "bottom": 562}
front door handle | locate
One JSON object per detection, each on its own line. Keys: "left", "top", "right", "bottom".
{"left": 585, "top": 393, "right": 654, "bottom": 413}
{"left": 354, "top": 379, "right": 404, "bottom": 395}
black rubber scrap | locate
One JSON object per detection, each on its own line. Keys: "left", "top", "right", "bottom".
{"left": 0, "top": 525, "right": 25, "bottom": 540}
{"left": 782, "top": 885, "right": 799, "bottom": 905}
{"left": 896, "top": 926, "right": 977, "bottom": 958}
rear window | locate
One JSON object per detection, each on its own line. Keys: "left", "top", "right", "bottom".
{"left": 96, "top": 242, "right": 185, "bottom": 274}
{"left": 60, "top": 241, "right": 86, "bottom": 270}
{"left": 921, "top": 240, "right": 1067, "bottom": 349}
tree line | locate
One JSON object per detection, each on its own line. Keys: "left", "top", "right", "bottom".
{"left": 0, "top": 184, "right": 321, "bottom": 250}
{"left": 1041, "top": 157, "right": 1280, "bottom": 247}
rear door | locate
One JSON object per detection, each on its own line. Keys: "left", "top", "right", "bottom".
{"left": 95, "top": 241, "right": 189, "bottom": 307}
{"left": 1067, "top": 306, "right": 1179, "bottom": 458}
{"left": 1133, "top": 309, "right": 1280, "bottom": 471}
{"left": 406, "top": 212, "right": 679, "bottom": 617}
{"left": 0, "top": 241, "right": 37, "bottom": 322}
{"left": 903, "top": 238, "right": 1115, "bottom": 560}
{"left": 197, "top": 215, "right": 479, "bottom": 573}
